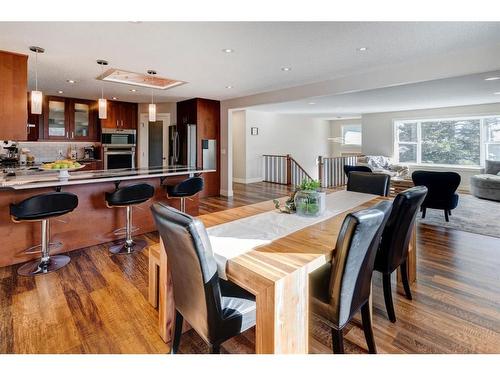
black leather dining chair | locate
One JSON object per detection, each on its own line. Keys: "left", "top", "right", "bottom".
{"left": 374, "top": 186, "right": 427, "bottom": 323}
{"left": 309, "top": 200, "right": 392, "bottom": 354}
{"left": 343, "top": 165, "right": 372, "bottom": 177}
{"left": 347, "top": 171, "right": 391, "bottom": 196}
{"left": 411, "top": 171, "right": 460, "bottom": 222}
{"left": 150, "top": 203, "right": 256, "bottom": 354}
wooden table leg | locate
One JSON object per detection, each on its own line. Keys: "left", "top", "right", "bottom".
{"left": 255, "top": 266, "right": 309, "bottom": 354}
{"left": 158, "top": 238, "right": 176, "bottom": 343}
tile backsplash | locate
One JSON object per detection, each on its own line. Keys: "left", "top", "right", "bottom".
{"left": 4, "top": 141, "right": 100, "bottom": 163}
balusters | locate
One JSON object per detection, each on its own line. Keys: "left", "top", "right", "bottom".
{"left": 319, "top": 156, "right": 357, "bottom": 188}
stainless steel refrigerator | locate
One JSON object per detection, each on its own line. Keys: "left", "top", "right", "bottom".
{"left": 169, "top": 124, "right": 196, "bottom": 167}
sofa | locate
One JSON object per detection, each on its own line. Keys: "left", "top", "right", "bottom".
{"left": 470, "top": 160, "right": 500, "bottom": 202}
{"left": 356, "top": 155, "right": 409, "bottom": 178}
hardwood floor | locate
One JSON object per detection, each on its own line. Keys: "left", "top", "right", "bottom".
{"left": 1, "top": 182, "right": 499, "bottom": 354}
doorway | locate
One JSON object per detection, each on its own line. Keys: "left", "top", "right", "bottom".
{"left": 148, "top": 121, "right": 163, "bottom": 167}
{"left": 138, "top": 113, "right": 170, "bottom": 168}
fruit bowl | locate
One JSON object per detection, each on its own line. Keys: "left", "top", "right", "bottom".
{"left": 40, "top": 160, "right": 86, "bottom": 179}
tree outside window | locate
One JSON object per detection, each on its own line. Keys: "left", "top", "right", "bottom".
{"left": 395, "top": 116, "right": 500, "bottom": 166}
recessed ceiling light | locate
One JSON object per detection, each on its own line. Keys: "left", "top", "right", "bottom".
{"left": 222, "top": 48, "right": 234, "bottom": 53}
{"left": 485, "top": 76, "right": 500, "bottom": 81}
{"left": 494, "top": 92, "right": 500, "bottom": 95}
{"left": 58, "top": 90, "right": 63, "bottom": 94}
{"left": 66, "top": 79, "right": 76, "bottom": 84}
{"left": 357, "top": 47, "right": 368, "bottom": 52}
{"left": 336, "top": 116, "right": 342, "bottom": 119}
{"left": 281, "top": 67, "right": 292, "bottom": 72}
{"left": 129, "top": 89, "right": 137, "bottom": 92}
{"left": 225, "top": 85, "right": 233, "bottom": 89}
{"left": 112, "top": 97, "right": 118, "bottom": 100}
{"left": 308, "top": 102, "right": 316, "bottom": 105}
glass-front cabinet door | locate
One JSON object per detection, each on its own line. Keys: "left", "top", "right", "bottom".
{"left": 45, "top": 98, "right": 68, "bottom": 139}
{"left": 71, "top": 100, "right": 94, "bottom": 140}
{"left": 44, "top": 97, "right": 96, "bottom": 140}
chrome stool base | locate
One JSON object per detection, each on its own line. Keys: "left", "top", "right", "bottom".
{"left": 109, "top": 239, "right": 147, "bottom": 255}
{"left": 17, "top": 254, "right": 71, "bottom": 276}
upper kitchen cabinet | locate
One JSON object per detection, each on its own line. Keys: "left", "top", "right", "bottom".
{"left": 0, "top": 50, "right": 28, "bottom": 141}
{"left": 70, "top": 99, "right": 97, "bottom": 141}
{"left": 42, "top": 96, "right": 98, "bottom": 141}
{"left": 100, "top": 101, "right": 137, "bottom": 130}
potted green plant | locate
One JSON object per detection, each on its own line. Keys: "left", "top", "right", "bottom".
{"left": 294, "top": 180, "right": 325, "bottom": 217}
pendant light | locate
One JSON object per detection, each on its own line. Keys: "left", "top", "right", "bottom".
{"left": 97, "top": 59, "right": 109, "bottom": 119}
{"left": 147, "top": 70, "right": 157, "bottom": 122}
{"left": 29, "top": 46, "right": 45, "bottom": 115}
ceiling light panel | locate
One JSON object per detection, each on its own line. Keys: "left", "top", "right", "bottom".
{"left": 98, "top": 68, "right": 186, "bottom": 90}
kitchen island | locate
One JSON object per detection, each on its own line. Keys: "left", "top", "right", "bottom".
{"left": 0, "top": 166, "right": 215, "bottom": 267}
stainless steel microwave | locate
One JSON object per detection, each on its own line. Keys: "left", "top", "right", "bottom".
{"left": 101, "top": 128, "right": 136, "bottom": 146}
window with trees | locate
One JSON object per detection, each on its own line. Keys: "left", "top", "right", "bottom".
{"left": 395, "top": 116, "right": 500, "bottom": 166}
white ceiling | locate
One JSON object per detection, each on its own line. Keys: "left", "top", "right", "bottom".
{"left": 249, "top": 70, "right": 500, "bottom": 118}
{"left": 0, "top": 22, "right": 500, "bottom": 103}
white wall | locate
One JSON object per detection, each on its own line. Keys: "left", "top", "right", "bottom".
{"left": 329, "top": 119, "right": 362, "bottom": 157}
{"left": 362, "top": 102, "right": 500, "bottom": 190}
{"left": 232, "top": 110, "right": 246, "bottom": 181}
{"left": 232, "top": 110, "right": 330, "bottom": 183}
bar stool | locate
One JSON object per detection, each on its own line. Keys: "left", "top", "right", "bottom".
{"left": 10, "top": 192, "right": 78, "bottom": 276}
{"left": 165, "top": 177, "right": 204, "bottom": 213}
{"left": 105, "top": 183, "right": 155, "bottom": 255}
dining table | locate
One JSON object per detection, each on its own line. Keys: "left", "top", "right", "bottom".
{"left": 155, "top": 190, "right": 417, "bottom": 353}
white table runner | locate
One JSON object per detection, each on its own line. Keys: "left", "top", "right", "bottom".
{"left": 208, "top": 190, "right": 377, "bottom": 279}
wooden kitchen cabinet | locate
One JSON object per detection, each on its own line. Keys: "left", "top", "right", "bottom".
{"left": 79, "top": 160, "right": 103, "bottom": 171}
{"left": 176, "top": 98, "right": 220, "bottom": 198}
{"left": 100, "top": 100, "right": 137, "bottom": 130}
{"left": 70, "top": 99, "right": 97, "bottom": 141}
{"left": 42, "top": 96, "right": 99, "bottom": 141}
{"left": 0, "top": 50, "right": 28, "bottom": 141}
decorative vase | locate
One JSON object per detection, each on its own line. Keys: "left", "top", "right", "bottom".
{"left": 294, "top": 189, "right": 326, "bottom": 217}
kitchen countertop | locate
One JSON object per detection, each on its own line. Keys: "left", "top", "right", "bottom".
{"left": 0, "top": 166, "right": 215, "bottom": 190}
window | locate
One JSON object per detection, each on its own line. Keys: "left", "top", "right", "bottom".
{"left": 342, "top": 124, "right": 362, "bottom": 145}
{"left": 485, "top": 117, "right": 500, "bottom": 161}
{"left": 395, "top": 116, "right": 499, "bottom": 167}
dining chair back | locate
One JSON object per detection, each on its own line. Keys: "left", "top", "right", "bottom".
{"left": 151, "top": 203, "right": 256, "bottom": 353}
{"left": 343, "top": 165, "right": 372, "bottom": 177}
{"left": 329, "top": 201, "right": 392, "bottom": 328}
{"left": 347, "top": 171, "right": 391, "bottom": 196}
{"left": 374, "top": 186, "right": 428, "bottom": 322}
{"left": 310, "top": 200, "right": 392, "bottom": 353}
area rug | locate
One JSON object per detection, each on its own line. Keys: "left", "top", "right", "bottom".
{"left": 417, "top": 194, "right": 500, "bottom": 238}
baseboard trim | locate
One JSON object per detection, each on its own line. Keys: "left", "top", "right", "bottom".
{"left": 219, "top": 189, "right": 233, "bottom": 197}
{"left": 232, "top": 177, "right": 263, "bottom": 184}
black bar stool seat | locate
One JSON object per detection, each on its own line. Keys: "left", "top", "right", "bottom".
{"left": 165, "top": 177, "right": 204, "bottom": 212}
{"left": 10, "top": 192, "right": 78, "bottom": 276}
{"left": 105, "top": 183, "right": 154, "bottom": 255}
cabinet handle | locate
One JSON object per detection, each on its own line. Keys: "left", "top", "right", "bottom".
{"left": 71, "top": 131, "right": 74, "bottom": 139}
{"left": 121, "top": 120, "right": 124, "bottom": 128}
{"left": 66, "top": 131, "right": 69, "bottom": 139}
{"left": 116, "top": 120, "right": 119, "bottom": 128}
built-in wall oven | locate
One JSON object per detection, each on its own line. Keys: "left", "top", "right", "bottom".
{"left": 102, "top": 128, "right": 136, "bottom": 169}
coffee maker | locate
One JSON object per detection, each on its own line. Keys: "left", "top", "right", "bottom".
{"left": 83, "top": 145, "right": 95, "bottom": 160}
{"left": 1, "top": 141, "right": 19, "bottom": 166}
